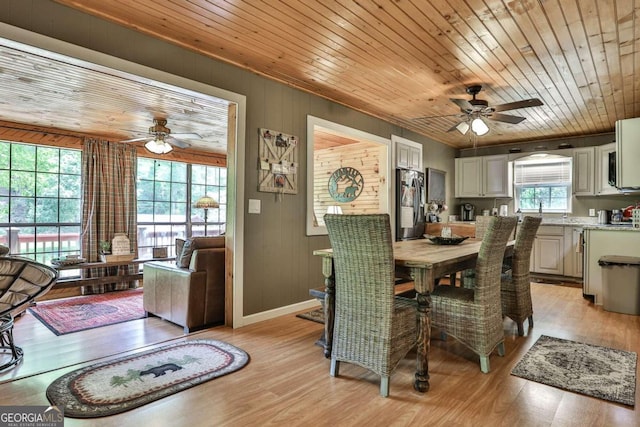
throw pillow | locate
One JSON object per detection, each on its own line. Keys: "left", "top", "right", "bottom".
{"left": 175, "top": 238, "right": 186, "bottom": 266}
{"left": 177, "top": 239, "right": 194, "bottom": 268}
{"left": 176, "top": 236, "right": 225, "bottom": 268}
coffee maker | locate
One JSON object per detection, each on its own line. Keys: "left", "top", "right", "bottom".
{"left": 460, "top": 203, "right": 475, "bottom": 221}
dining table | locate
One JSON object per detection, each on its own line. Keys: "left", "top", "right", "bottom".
{"left": 313, "top": 237, "right": 514, "bottom": 393}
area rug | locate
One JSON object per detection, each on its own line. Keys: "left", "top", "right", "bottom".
{"left": 46, "top": 339, "right": 249, "bottom": 418}
{"left": 28, "top": 289, "right": 145, "bottom": 335}
{"left": 511, "top": 335, "right": 637, "bottom": 406}
{"left": 296, "top": 307, "right": 324, "bottom": 324}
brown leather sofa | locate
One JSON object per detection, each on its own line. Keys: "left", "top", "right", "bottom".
{"left": 143, "top": 236, "right": 225, "bottom": 333}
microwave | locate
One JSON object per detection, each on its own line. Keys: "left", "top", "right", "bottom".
{"left": 608, "top": 150, "right": 616, "bottom": 187}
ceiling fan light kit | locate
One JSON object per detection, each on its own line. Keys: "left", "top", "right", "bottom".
{"left": 445, "top": 85, "right": 543, "bottom": 137}
{"left": 471, "top": 117, "right": 489, "bottom": 136}
{"left": 122, "top": 118, "right": 201, "bottom": 154}
{"left": 145, "top": 136, "right": 173, "bottom": 154}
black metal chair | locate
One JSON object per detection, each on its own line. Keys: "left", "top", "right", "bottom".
{"left": 0, "top": 253, "right": 58, "bottom": 371}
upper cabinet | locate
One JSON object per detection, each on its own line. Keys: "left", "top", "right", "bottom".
{"left": 595, "top": 143, "right": 619, "bottom": 195}
{"left": 572, "top": 147, "right": 595, "bottom": 196}
{"left": 616, "top": 117, "right": 640, "bottom": 190}
{"left": 455, "top": 155, "right": 512, "bottom": 198}
{"left": 394, "top": 137, "right": 422, "bottom": 171}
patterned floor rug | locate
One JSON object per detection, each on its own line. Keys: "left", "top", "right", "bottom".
{"left": 296, "top": 308, "right": 324, "bottom": 324}
{"left": 46, "top": 339, "right": 250, "bottom": 418}
{"left": 28, "top": 289, "right": 145, "bottom": 335}
{"left": 511, "top": 335, "right": 637, "bottom": 406}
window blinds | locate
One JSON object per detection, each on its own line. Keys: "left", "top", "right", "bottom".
{"left": 514, "top": 158, "right": 571, "bottom": 185}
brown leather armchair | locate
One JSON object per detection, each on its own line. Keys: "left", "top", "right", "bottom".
{"left": 143, "top": 236, "right": 225, "bottom": 333}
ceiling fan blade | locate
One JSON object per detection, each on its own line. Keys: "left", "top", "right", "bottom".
{"left": 171, "top": 132, "right": 202, "bottom": 140}
{"left": 487, "top": 112, "right": 526, "bottom": 124}
{"left": 492, "top": 98, "right": 543, "bottom": 112}
{"left": 450, "top": 98, "right": 473, "bottom": 112}
{"left": 166, "top": 136, "right": 191, "bottom": 149}
{"left": 121, "top": 137, "right": 152, "bottom": 143}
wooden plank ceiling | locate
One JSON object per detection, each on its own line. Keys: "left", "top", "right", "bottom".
{"left": 35, "top": 1, "right": 640, "bottom": 148}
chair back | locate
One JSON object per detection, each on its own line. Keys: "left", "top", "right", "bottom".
{"left": 324, "top": 214, "right": 396, "bottom": 348}
{"left": 0, "top": 257, "right": 58, "bottom": 316}
{"left": 474, "top": 215, "right": 493, "bottom": 239}
{"left": 473, "top": 216, "right": 517, "bottom": 303}
{"left": 512, "top": 216, "right": 542, "bottom": 277}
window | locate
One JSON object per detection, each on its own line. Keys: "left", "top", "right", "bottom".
{"left": 514, "top": 155, "right": 572, "bottom": 213}
{"left": 136, "top": 158, "right": 226, "bottom": 259}
{"left": 0, "top": 141, "right": 82, "bottom": 263}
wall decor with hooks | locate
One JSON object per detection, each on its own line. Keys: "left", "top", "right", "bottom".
{"left": 258, "top": 128, "right": 299, "bottom": 194}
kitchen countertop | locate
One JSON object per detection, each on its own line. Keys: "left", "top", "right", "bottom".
{"left": 450, "top": 217, "right": 639, "bottom": 230}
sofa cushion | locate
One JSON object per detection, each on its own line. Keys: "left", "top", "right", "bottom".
{"left": 177, "top": 236, "right": 225, "bottom": 268}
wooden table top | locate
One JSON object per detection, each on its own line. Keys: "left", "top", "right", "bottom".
{"left": 313, "top": 238, "right": 514, "bottom": 270}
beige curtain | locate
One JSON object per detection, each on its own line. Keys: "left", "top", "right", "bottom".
{"left": 81, "top": 139, "right": 138, "bottom": 294}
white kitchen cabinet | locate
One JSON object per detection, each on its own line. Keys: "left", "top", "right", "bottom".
{"left": 455, "top": 157, "right": 482, "bottom": 197}
{"left": 584, "top": 228, "right": 640, "bottom": 304}
{"left": 454, "top": 155, "right": 512, "bottom": 198}
{"left": 531, "top": 225, "right": 564, "bottom": 275}
{"left": 573, "top": 147, "right": 595, "bottom": 196}
{"left": 616, "top": 117, "right": 640, "bottom": 189}
{"left": 395, "top": 139, "right": 422, "bottom": 171}
{"left": 595, "top": 143, "right": 620, "bottom": 195}
{"left": 563, "top": 227, "right": 583, "bottom": 278}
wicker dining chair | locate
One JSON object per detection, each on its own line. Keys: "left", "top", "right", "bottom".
{"left": 430, "top": 216, "right": 517, "bottom": 373}
{"left": 500, "top": 216, "right": 542, "bottom": 336}
{"left": 324, "top": 214, "right": 417, "bottom": 397}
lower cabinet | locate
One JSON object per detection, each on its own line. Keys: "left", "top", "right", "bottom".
{"left": 563, "top": 227, "right": 584, "bottom": 278}
{"left": 532, "top": 235, "right": 564, "bottom": 275}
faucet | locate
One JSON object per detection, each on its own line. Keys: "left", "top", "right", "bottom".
{"left": 538, "top": 201, "right": 543, "bottom": 216}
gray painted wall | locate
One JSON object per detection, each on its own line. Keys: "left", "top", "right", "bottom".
{"left": 2, "top": 0, "right": 456, "bottom": 315}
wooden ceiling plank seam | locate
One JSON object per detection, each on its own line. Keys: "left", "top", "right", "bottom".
{"left": 440, "top": 0, "right": 566, "bottom": 134}
{"left": 244, "top": 0, "right": 431, "bottom": 101}
{"left": 597, "top": 0, "right": 627, "bottom": 121}
{"left": 580, "top": 0, "right": 621, "bottom": 127}
{"left": 199, "top": 0, "right": 430, "bottom": 104}
{"left": 262, "top": 0, "right": 462, "bottom": 110}
{"left": 345, "top": 0, "right": 475, "bottom": 86}
{"left": 474, "top": 0, "right": 584, "bottom": 135}
{"left": 527, "top": 0, "right": 606, "bottom": 132}
{"left": 612, "top": 0, "right": 637, "bottom": 119}
{"left": 518, "top": 0, "right": 604, "bottom": 133}
{"left": 425, "top": 0, "right": 562, "bottom": 137}
{"left": 290, "top": 0, "right": 470, "bottom": 97}
{"left": 410, "top": 0, "right": 524, "bottom": 105}
{"left": 560, "top": 0, "right": 614, "bottom": 129}
{"left": 494, "top": 0, "right": 592, "bottom": 134}
{"left": 84, "top": 0, "right": 360, "bottom": 97}
{"left": 545, "top": 0, "right": 609, "bottom": 131}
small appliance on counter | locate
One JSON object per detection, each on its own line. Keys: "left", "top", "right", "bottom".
{"left": 611, "top": 209, "right": 623, "bottom": 224}
{"left": 460, "top": 203, "right": 475, "bottom": 221}
{"left": 597, "top": 210, "right": 611, "bottom": 224}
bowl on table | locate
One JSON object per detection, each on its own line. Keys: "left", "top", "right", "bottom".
{"left": 423, "top": 234, "right": 469, "bottom": 245}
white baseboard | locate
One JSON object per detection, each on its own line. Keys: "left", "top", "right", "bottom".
{"left": 237, "top": 298, "right": 321, "bottom": 327}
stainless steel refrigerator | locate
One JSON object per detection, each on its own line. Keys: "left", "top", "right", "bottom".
{"left": 396, "top": 169, "right": 425, "bottom": 240}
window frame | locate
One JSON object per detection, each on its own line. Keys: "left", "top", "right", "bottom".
{"left": 513, "top": 154, "right": 573, "bottom": 214}
{"left": 0, "top": 141, "right": 82, "bottom": 265}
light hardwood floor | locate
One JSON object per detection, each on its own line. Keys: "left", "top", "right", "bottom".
{"left": 0, "top": 283, "right": 638, "bottom": 426}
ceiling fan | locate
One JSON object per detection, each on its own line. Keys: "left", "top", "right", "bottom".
{"left": 121, "top": 118, "right": 202, "bottom": 154}
{"left": 445, "top": 85, "right": 543, "bottom": 136}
